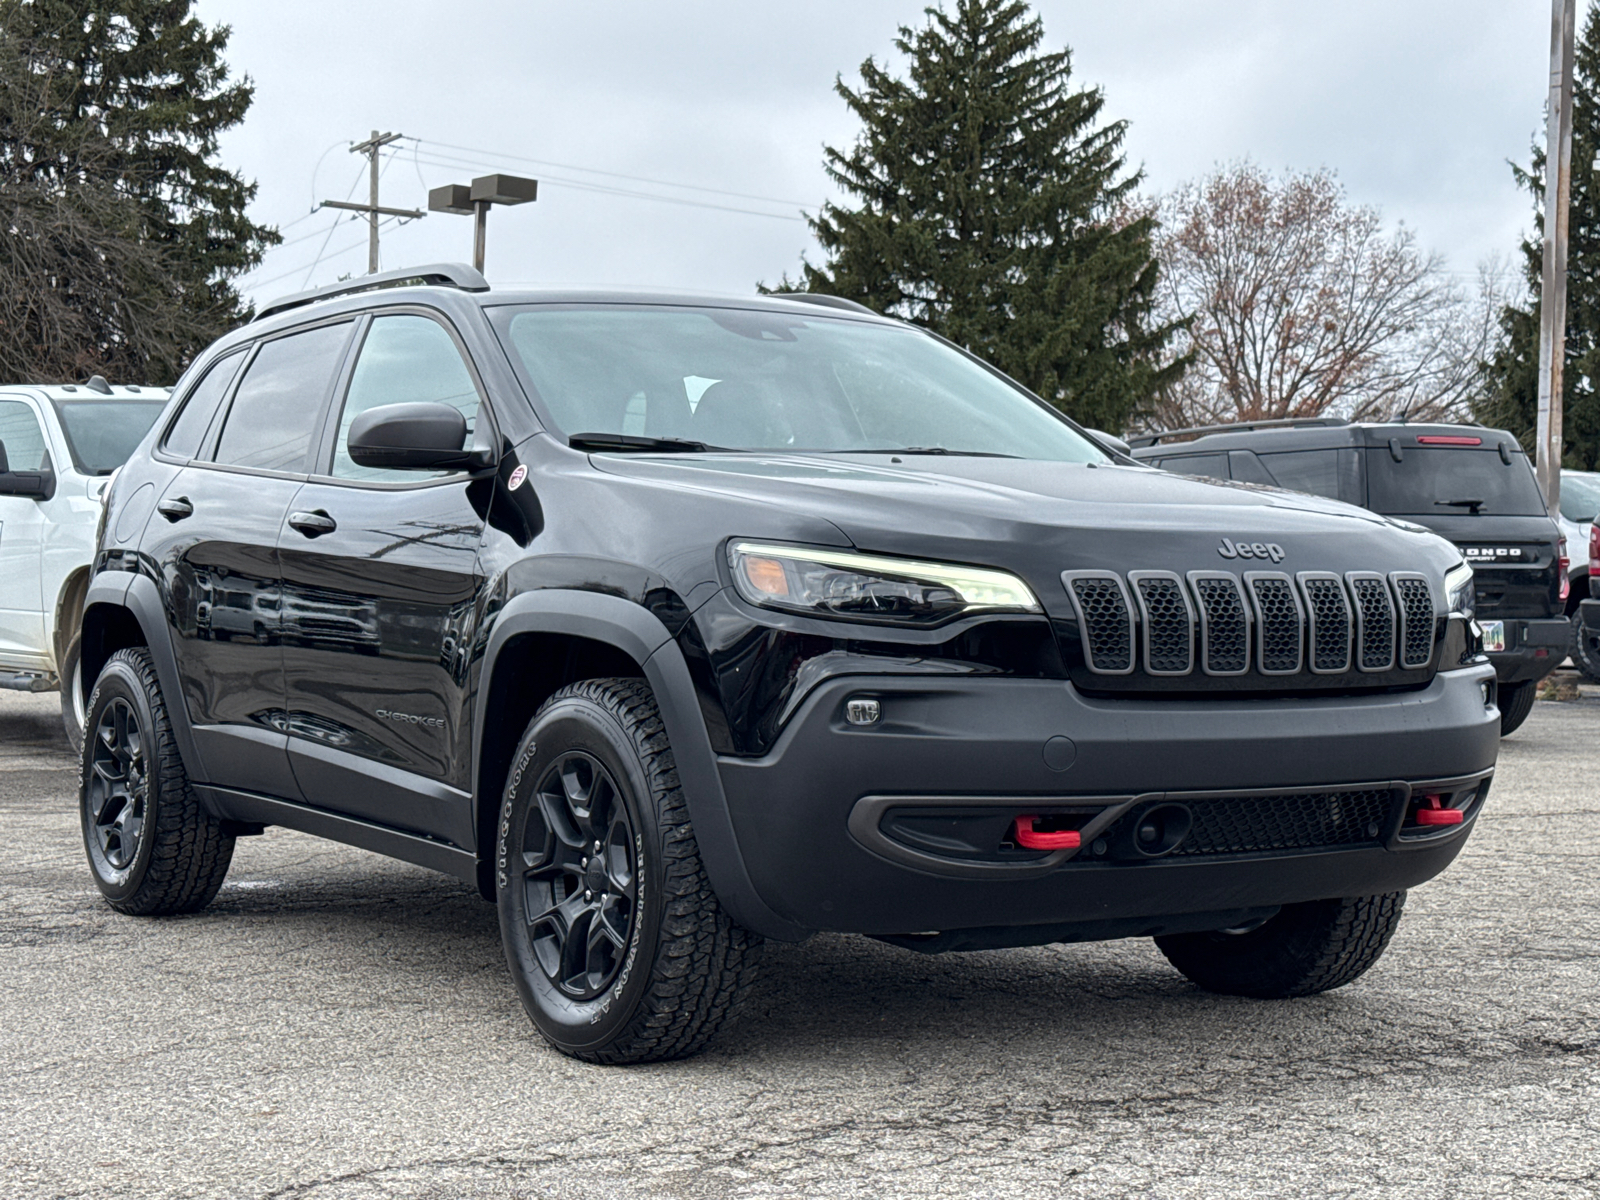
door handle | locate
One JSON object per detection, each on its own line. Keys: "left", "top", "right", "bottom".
{"left": 287, "top": 509, "right": 337, "bottom": 538}
{"left": 157, "top": 496, "right": 193, "bottom": 522}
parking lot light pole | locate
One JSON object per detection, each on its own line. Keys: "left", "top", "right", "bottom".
{"left": 427, "top": 174, "right": 538, "bottom": 272}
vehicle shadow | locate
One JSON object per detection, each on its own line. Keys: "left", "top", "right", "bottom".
{"left": 199, "top": 854, "right": 1456, "bottom": 1091}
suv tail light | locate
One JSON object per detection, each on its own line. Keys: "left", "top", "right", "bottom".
{"left": 1591, "top": 523, "right": 1599, "bottom": 575}
{"left": 1559, "top": 535, "right": 1570, "bottom": 602}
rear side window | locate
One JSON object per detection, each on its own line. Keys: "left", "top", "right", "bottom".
{"left": 1160, "top": 453, "right": 1228, "bottom": 480}
{"left": 0, "top": 400, "right": 48, "bottom": 471}
{"left": 212, "top": 323, "right": 351, "bottom": 473}
{"left": 330, "top": 315, "right": 481, "bottom": 483}
{"left": 1259, "top": 449, "right": 1353, "bottom": 502}
{"left": 1365, "top": 448, "right": 1547, "bottom": 517}
{"left": 162, "top": 351, "right": 244, "bottom": 460}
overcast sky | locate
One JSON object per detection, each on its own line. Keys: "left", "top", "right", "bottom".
{"left": 196, "top": 0, "right": 1561, "bottom": 309}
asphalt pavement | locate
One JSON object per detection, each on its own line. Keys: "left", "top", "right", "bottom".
{"left": 3, "top": 681, "right": 1598, "bottom": 1200}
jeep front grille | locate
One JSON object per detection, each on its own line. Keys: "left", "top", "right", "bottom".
{"left": 1391, "top": 574, "right": 1435, "bottom": 670}
{"left": 1129, "top": 572, "right": 1195, "bottom": 675}
{"left": 1299, "top": 572, "right": 1353, "bottom": 674}
{"left": 1348, "top": 573, "right": 1397, "bottom": 672}
{"left": 1060, "top": 569, "right": 1436, "bottom": 682}
{"left": 1063, "top": 572, "right": 1134, "bottom": 674}
{"left": 1245, "top": 573, "right": 1304, "bottom": 675}
{"left": 1189, "top": 573, "right": 1250, "bottom": 675}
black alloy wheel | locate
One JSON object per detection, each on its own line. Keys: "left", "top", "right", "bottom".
{"left": 497, "top": 678, "right": 762, "bottom": 1064}
{"left": 85, "top": 697, "right": 147, "bottom": 877}
{"left": 79, "top": 647, "right": 234, "bottom": 915}
{"left": 521, "top": 750, "right": 639, "bottom": 1001}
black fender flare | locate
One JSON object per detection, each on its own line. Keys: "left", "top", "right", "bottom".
{"left": 82, "top": 570, "right": 210, "bottom": 785}
{"left": 475, "top": 589, "right": 810, "bottom": 942}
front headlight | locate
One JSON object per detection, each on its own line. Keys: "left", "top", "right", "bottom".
{"left": 1444, "top": 561, "right": 1475, "bottom": 619}
{"left": 728, "top": 541, "right": 1041, "bottom": 626}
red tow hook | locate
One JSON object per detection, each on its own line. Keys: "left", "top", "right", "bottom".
{"left": 1413, "top": 795, "right": 1464, "bottom": 827}
{"left": 1013, "top": 816, "right": 1081, "bottom": 850}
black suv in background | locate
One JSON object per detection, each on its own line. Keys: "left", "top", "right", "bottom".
{"left": 80, "top": 266, "right": 1497, "bottom": 1063}
{"left": 1130, "top": 418, "right": 1568, "bottom": 734}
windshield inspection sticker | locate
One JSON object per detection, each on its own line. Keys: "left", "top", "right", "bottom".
{"left": 507, "top": 465, "right": 527, "bottom": 491}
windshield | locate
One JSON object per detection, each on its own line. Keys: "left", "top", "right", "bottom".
{"left": 1365, "top": 447, "right": 1547, "bottom": 517}
{"left": 1560, "top": 473, "right": 1600, "bottom": 523}
{"left": 492, "top": 305, "right": 1106, "bottom": 462}
{"left": 51, "top": 399, "right": 166, "bottom": 475}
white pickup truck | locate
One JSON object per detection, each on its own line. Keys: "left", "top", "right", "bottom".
{"left": 0, "top": 378, "right": 168, "bottom": 748}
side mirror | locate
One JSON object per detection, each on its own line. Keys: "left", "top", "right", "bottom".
{"left": 347, "top": 402, "right": 490, "bottom": 472}
{"left": 0, "top": 440, "right": 54, "bottom": 500}
{"left": 1087, "top": 428, "right": 1132, "bottom": 458}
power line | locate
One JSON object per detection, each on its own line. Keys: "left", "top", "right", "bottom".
{"left": 408, "top": 148, "right": 809, "bottom": 221}
{"left": 406, "top": 135, "right": 816, "bottom": 208}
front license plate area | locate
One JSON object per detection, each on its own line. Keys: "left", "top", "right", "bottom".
{"left": 1480, "top": 620, "right": 1506, "bottom": 653}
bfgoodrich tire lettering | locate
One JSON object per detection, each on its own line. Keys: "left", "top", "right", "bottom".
{"left": 80, "top": 647, "right": 234, "bottom": 915}
{"left": 1155, "top": 892, "right": 1406, "bottom": 998}
{"left": 497, "top": 678, "right": 762, "bottom": 1064}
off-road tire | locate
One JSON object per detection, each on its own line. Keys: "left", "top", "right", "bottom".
{"left": 1498, "top": 679, "right": 1538, "bottom": 736}
{"left": 80, "top": 648, "right": 234, "bottom": 915}
{"left": 496, "top": 678, "right": 762, "bottom": 1064}
{"left": 1155, "top": 892, "right": 1406, "bottom": 998}
{"left": 60, "top": 633, "right": 84, "bottom": 755}
{"left": 1571, "top": 611, "right": 1600, "bottom": 683}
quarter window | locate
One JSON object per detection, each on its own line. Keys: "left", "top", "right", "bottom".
{"left": 330, "top": 314, "right": 481, "bottom": 483}
{"left": 212, "top": 323, "right": 352, "bottom": 473}
{"left": 0, "top": 400, "right": 48, "bottom": 472}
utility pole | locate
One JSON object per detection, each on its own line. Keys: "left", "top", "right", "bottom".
{"left": 319, "top": 130, "right": 425, "bottom": 274}
{"left": 1537, "top": 0, "right": 1577, "bottom": 516}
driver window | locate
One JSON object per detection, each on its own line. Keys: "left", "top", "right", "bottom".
{"left": 0, "top": 401, "right": 48, "bottom": 472}
{"left": 332, "top": 315, "right": 482, "bottom": 483}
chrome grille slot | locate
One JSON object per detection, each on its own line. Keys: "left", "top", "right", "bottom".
{"left": 1244, "top": 572, "right": 1304, "bottom": 675}
{"left": 1129, "top": 571, "right": 1195, "bottom": 676}
{"left": 1390, "top": 574, "right": 1436, "bottom": 670}
{"left": 1347, "top": 572, "right": 1397, "bottom": 672}
{"left": 1061, "top": 571, "right": 1134, "bottom": 675}
{"left": 1297, "top": 572, "right": 1353, "bottom": 674}
{"left": 1187, "top": 572, "right": 1251, "bottom": 676}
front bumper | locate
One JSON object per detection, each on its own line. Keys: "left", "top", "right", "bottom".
{"left": 715, "top": 664, "right": 1499, "bottom": 939}
{"left": 1484, "top": 617, "right": 1571, "bottom": 684}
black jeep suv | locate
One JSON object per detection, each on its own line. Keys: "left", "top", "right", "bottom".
{"left": 1130, "top": 418, "right": 1569, "bottom": 735}
{"left": 80, "top": 265, "right": 1498, "bottom": 1063}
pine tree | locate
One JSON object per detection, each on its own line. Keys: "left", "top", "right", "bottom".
{"left": 778, "top": 0, "right": 1182, "bottom": 433}
{"left": 1479, "top": 3, "right": 1600, "bottom": 470}
{"left": 0, "top": 0, "right": 277, "bottom": 384}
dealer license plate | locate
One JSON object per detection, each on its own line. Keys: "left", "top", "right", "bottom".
{"left": 1480, "top": 620, "right": 1505, "bottom": 653}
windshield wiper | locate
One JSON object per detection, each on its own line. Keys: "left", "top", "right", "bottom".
{"left": 831, "top": 446, "right": 1021, "bottom": 459}
{"left": 569, "top": 433, "right": 717, "bottom": 453}
{"left": 1435, "top": 498, "right": 1486, "bottom": 513}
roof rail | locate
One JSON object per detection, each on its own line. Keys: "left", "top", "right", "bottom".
{"left": 1127, "top": 416, "right": 1349, "bottom": 449}
{"left": 253, "top": 262, "right": 490, "bottom": 323}
{"left": 773, "top": 292, "right": 880, "bottom": 316}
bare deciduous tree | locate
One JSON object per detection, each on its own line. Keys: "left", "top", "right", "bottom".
{"left": 1146, "top": 163, "right": 1500, "bottom": 432}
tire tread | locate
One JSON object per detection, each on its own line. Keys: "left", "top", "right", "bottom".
{"left": 528, "top": 678, "right": 761, "bottom": 1064}
{"left": 87, "top": 648, "right": 233, "bottom": 916}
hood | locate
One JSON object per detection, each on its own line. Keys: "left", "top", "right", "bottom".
{"left": 590, "top": 452, "right": 1461, "bottom": 587}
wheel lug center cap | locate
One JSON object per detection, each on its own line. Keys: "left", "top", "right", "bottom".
{"left": 584, "top": 857, "right": 607, "bottom": 895}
